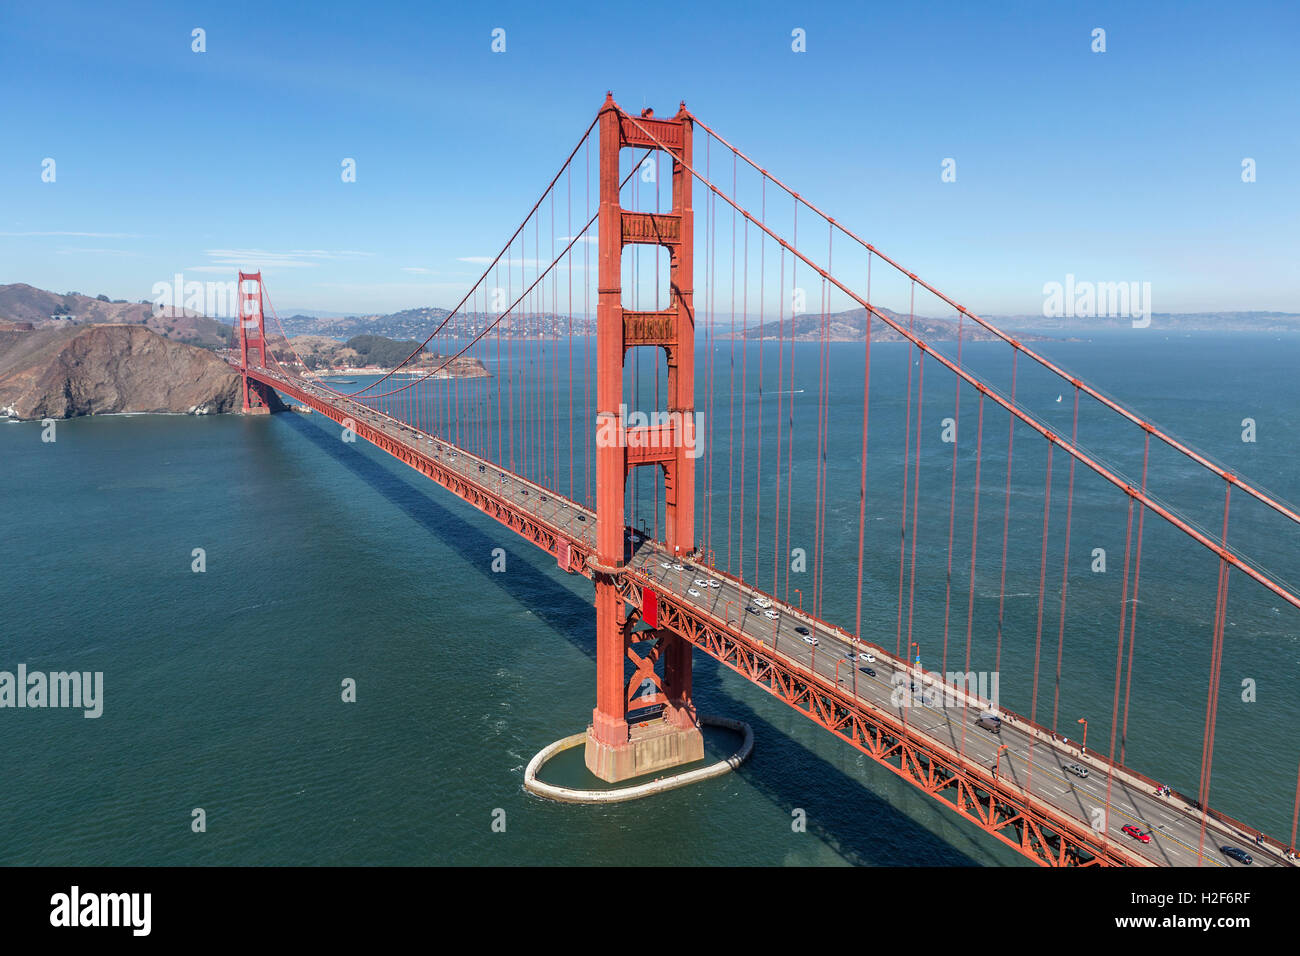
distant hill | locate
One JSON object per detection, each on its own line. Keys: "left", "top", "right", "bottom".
{"left": 970, "top": 311, "right": 1300, "bottom": 332}
{"left": 271, "top": 296, "right": 1300, "bottom": 343}
{"left": 737, "top": 308, "right": 1300, "bottom": 340}
{"left": 267, "top": 332, "right": 488, "bottom": 378}
{"left": 0, "top": 283, "right": 233, "bottom": 348}
{"left": 737, "top": 308, "right": 1055, "bottom": 342}
{"left": 278, "top": 307, "right": 593, "bottom": 341}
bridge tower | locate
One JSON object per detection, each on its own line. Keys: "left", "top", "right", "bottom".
{"left": 236, "top": 271, "right": 274, "bottom": 414}
{"left": 586, "top": 94, "right": 704, "bottom": 781}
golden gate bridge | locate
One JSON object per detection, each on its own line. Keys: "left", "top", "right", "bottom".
{"left": 226, "top": 94, "right": 1299, "bottom": 868}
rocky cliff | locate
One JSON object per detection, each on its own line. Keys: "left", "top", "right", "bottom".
{"left": 0, "top": 324, "right": 282, "bottom": 420}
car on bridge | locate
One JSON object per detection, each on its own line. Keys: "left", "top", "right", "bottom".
{"left": 976, "top": 713, "right": 1003, "bottom": 734}
{"left": 802, "top": 635, "right": 818, "bottom": 646}
{"left": 1063, "top": 762, "right": 1089, "bottom": 779}
{"left": 1221, "top": 846, "right": 1253, "bottom": 865}
{"left": 858, "top": 652, "right": 875, "bottom": 663}
{"left": 1122, "top": 825, "right": 1151, "bottom": 844}
{"left": 860, "top": 666, "right": 876, "bottom": 677}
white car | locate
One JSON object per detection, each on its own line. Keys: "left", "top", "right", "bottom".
{"left": 687, "top": 588, "right": 702, "bottom": 597}
{"left": 858, "top": 652, "right": 875, "bottom": 663}
{"left": 706, "top": 579, "right": 721, "bottom": 588}
{"left": 660, "top": 562, "right": 672, "bottom": 569}
{"left": 671, "top": 564, "right": 684, "bottom": 572}
{"left": 753, "top": 597, "right": 772, "bottom": 609}
{"left": 802, "top": 635, "right": 819, "bottom": 646}
{"left": 764, "top": 610, "right": 779, "bottom": 621}
{"left": 693, "top": 578, "right": 710, "bottom": 588}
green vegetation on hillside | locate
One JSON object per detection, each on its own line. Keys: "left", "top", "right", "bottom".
{"left": 344, "top": 334, "right": 424, "bottom": 367}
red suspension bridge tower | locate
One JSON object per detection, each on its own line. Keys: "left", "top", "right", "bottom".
{"left": 586, "top": 95, "right": 705, "bottom": 781}
{"left": 237, "top": 271, "right": 275, "bottom": 414}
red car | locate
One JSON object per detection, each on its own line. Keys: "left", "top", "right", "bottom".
{"left": 1122, "top": 825, "right": 1151, "bottom": 844}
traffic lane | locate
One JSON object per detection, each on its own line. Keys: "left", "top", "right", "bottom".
{"left": 879, "top": 689, "right": 1264, "bottom": 866}
{"left": 869, "top": 681, "right": 1212, "bottom": 866}
{"left": 716, "top": 587, "right": 1270, "bottom": 866}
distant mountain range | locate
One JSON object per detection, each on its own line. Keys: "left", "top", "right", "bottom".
{"left": 5, "top": 284, "right": 1297, "bottom": 348}
{"left": 284, "top": 305, "right": 1300, "bottom": 341}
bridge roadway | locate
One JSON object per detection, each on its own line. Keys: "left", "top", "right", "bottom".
{"left": 249, "top": 364, "right": 1289, "bottom": 868}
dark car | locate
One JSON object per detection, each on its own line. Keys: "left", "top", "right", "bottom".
{"left": 1221, "top": 846, "right": 1253, "bottom": 865}
{"left": 794, "top": 626, "right": 811, "bottom": 636}
{"left": 860, "top": 666, "right": 876, "bottom": 677}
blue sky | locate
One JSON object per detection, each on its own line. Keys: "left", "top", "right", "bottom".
{"left": 1, "top": 0, "right": 1296, "bottom": 316}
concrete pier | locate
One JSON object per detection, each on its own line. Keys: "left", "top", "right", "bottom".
{"left": 526, "top": 716, "right": 752, "bottom": 804}
{"left": 583, "top": 714, "right": 705, "bottom": 782}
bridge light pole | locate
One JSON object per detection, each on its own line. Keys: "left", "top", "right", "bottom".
{"left": 995, "top": 744, "right": 1008, "bottom": 781}
{"left": 1077, "top": 717, "right": 1088, "bottom": 755}
{"left": 794, "top": 587, "right": 803, "bottom": 611}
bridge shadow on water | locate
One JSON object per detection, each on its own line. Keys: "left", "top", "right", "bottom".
{"left": 279, "top": 412, "right": 991, "bottom": 866}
